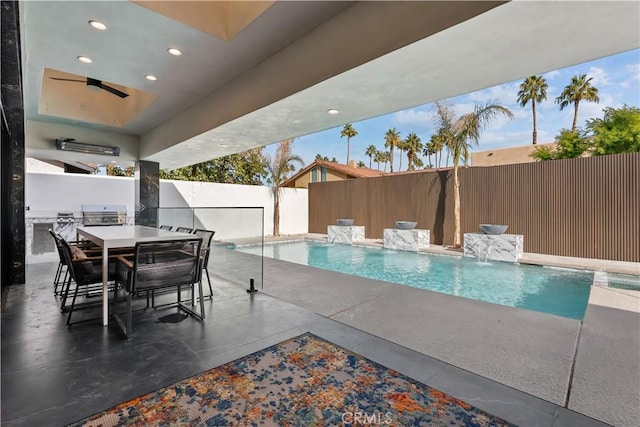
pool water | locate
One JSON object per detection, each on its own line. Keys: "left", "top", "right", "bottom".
{"left": 236, "top": 240, "right": 593, "bottom": 319}
{"left": 607, "top": 273, "right": 640, "bottom": 291}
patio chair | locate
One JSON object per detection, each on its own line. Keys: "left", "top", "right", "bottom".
{"left": 159, "top": 225, "right": 173, "bottom": 230}
{"left": 193, "top": 229, "right": 216, "bottom": 299}
{"left": 175, "top": 227, "right": 194, "bottom": 233}
{"left": 49, "top": 230, "right": 101, "bottom": 297}
{"left": 50, "top": 229, "right": 69, "bottom": 296}
{"left": 58, "top": 237, "right": 121, "bottom": 325}
{"left": 113, "top": 238, "right": 204, "bottom": 338}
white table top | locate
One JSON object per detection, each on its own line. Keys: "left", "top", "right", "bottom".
{"left": 77, "top": 225, "right": 195, "bottom": 248}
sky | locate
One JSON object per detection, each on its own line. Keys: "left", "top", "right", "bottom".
{"left": 265, "top": 48, "right": 640, "bottom": 170}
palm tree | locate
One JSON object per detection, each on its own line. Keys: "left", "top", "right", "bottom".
{"left": 381, "top": 150, "right": 391, "bottom": 172}
{"left": 365, "top": 144, "right": 377, "bottom": 168}
{"left": 422, "top": 142, "right": 434, "bottom": 168}
{"left": 427, "top": 131, "right": 445, "bottom": 168}
{"left": 433, "top": 101, "right": 514, "bottom": 247}
{"left": 373, "top": 150, "right": 383, "bottom": 170}
{"left": 555, "top": 74, "right": 599, "bottom": 132}
{"left": 413, "top": 157, "right": 424, "bottom": 169}
{"left": 341, "top": 123, "right": 358, "bottom": 164}
{"left": 396, "top": 138, "right": 407, "bottom": 171}
{"left": 404, "top": 132, "right": 423, "bottom": 171}
{"left": 264, "top": 139, "right": 304, "bottom": 236}
{"left": 517, "top": 75, "right": 548, "bottom": 144}
{"left": 356, "top": 160, "right": 366, "bottom": 168}
{"left": 384, "top": 128, "right": 401, "bottom": 172}
{"left": 423, "top": 141, "right": 437, "bottom": 168}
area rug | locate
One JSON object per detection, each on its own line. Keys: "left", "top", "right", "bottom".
{"left": 70, "top": 333, "right": 514, "bottom": 426}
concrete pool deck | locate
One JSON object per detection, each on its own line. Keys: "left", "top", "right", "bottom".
{"left": 221, "top": 235, "right": 640, "bottom": 426}
{"left": 1, "top": 260, "right": 611, "bottom": 427}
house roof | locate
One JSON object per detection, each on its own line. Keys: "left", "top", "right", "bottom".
{"left": 282, "top": 160, "right": 386, "bottom": 187}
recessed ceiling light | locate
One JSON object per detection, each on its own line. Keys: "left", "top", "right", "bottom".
{"left": 167, "top": 48, "right": 182, "bottom": 56}
{"left": 327, "top": 109, "right": 339, "bottom": 115}
{"left": 88, "top": 20, "right": 107, "bottom": 30}
{"left": 145, "top": 75, "right": 157, "bottom": 81}
{"left": 77, "top": 56, "right": 92, "bottom": 63}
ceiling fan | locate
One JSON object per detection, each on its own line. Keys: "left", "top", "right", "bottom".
{"left": 49, "top": 76, "right": 129, "bottom": 98}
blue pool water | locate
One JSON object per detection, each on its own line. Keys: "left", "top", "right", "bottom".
{"left": 236, "top": 240, "right": 593, "bottom": 319}
{"left": 607, "top": 273, "right": 640, "bottom": 291}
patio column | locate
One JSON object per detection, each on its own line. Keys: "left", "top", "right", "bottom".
{"left": 135, "top": 160, "right": 159, "bottom": 227}
{"left": 1, "top": 0, "right": 26, "bottom": 286}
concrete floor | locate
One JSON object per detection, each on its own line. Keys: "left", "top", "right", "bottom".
{"left": 1, "top": 247, "right": 636, "bottom": 426}
{"left": 215, "top": 240, "right": 640, "bottom": 427}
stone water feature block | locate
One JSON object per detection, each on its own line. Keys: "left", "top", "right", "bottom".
{"left": 463, "top": 233, "right": 524, "bottom": 262}
{"left": 383, "top": 229, "right": 430, "bottom": 251}
{"left": 327, "top": 225, "right": 365, "bottom": 244}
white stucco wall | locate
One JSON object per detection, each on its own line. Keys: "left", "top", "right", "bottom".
{"left": 160, "top": 179, "right": 308, "bottom": 239}
{"left": 25, "top": 173, "right": 136, "bottom": 217}
{"left": 25, "top": 173, "right": 308, "bottom": 238}
{"left": 25, "top": 158, "right": 65, "bottom": 174}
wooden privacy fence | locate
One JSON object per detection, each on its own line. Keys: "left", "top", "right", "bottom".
{"left": 308, "top": 152, "right": 639, "bottom": 262}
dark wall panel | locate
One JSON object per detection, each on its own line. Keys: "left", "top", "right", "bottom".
{"left": 1, "top": 0, "right": 26, "bottom": 287}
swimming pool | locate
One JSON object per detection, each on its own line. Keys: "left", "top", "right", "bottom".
{"left": 236, "top": 240, "right": 593, "bottom": 319}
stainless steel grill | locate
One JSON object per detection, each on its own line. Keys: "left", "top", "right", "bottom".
{"left": 56, "top": 212, "right": 75, "bottom": 224}
{"left": 81, "top": 204, "right": 127, "bottom": 226}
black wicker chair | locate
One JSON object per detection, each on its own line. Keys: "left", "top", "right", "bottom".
{"left": 193, "top": 229, "right": 215, "bottom": 299}
{"left": 113, "top": 238, "right": 204, "bottom": 338}
{"left": 58, "top": 237, "right": 120, "bottom": 325}
{"left": 49, "top": 229, "right": 102, "bottom": 296}
{"left": 175, "top": 227, "right": 193, "bottom": 233}
{"left": 159, "top": 225, "right": 173, "bottom": 230}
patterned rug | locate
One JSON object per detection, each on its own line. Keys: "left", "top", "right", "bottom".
{"left": 70, "top": 333, "right": 514, "bottom": 426}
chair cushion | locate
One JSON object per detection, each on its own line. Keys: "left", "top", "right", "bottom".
{"left": 71, "top": 246, "right": 88, "bottom": 261}
{"left": 74, "top": 259, "right": 117, "bottom": 284}
{"left": 134, "top": 257, "right": 198, "bottom": 292}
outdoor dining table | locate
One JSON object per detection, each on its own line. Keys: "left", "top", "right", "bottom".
{"left": 76, "top": 225, "right": 195, "bottom": 326}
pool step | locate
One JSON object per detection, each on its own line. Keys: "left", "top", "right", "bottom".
{"left": 592, "top": 271, "right": 608, "bottom": 287}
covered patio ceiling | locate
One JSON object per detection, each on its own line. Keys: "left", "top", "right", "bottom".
{"left": 22, "top": 1, "right": 640, "bottom": 169}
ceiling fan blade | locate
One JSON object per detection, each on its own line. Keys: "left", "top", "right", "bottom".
{"left": 49, "top": 77, "right": 86, "bottom": 82}
{"left": 98, "top": 83, "right": 129, "bottom": 99}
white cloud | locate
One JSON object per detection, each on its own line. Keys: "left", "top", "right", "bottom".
{"left": 543, "top": 70, "right": 561, "bottom": 80}
{"left": 392, "top": 108, "right": 432, "bottom": 128}
{"left": 475, "top": 129, "right": 533, "bottom": 149}
{"left": 577, "top": 93, "right": 618, "bottom": 124}
{"left": 467, "top": 82, "right": 520, "bottom": 106}
{"left": 539, "top": 87, "right": 560, "bottom": 111}
{"left": 511, "top": 108, "right": 530, "bottom": 121}
{"left": 625, "top": 63, "right": 640, "bottom": 75}
{"left": 587, "top": 67, "right": 611, "bottom": 86}
{"left": 621, "top": 63, "right": 640, "bottom": 89}
{"left": 451, "top": 102, "right": 476, "bottom": 117}
{"left": 483, "top": 110, "right": 522, "bottom": 131}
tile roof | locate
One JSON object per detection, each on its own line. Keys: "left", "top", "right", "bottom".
{"left": 282, "top": 160, "right": 386, "bottom": 187}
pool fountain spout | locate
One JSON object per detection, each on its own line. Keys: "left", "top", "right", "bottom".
{"left": 327, "top": 220, "right": 365, "bottom": 245}
{"left": 482, "top": 240, "right": 494, "bottom": 263}
{"left": 463, "top": 228, "right": 524, "bottom": 263}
